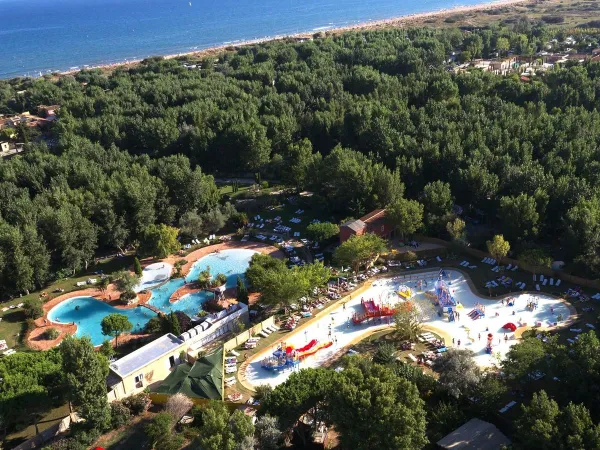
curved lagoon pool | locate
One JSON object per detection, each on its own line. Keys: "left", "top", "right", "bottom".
{"left": 47, "top": 248, "right": 257, "bottom": 345}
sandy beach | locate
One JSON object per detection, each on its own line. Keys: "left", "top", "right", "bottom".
{"left": 58, "top": 0, "right": 531, "bottom": 77}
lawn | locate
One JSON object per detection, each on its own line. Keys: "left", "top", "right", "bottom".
{"left": 4, "top": 403, "right": 71, "bottom": 449}
{"left": 349, "top": 328, "right": 438, "bottom": 372}
{"left": 245, "top": 195, "right": 334, "bottom": 241}
{"left": 0, "top": 254, "right": 134, "bottom": 350}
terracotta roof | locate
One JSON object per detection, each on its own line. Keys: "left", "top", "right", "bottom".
{"left": 341, "top": 219, "right": 366, "bottom": 233}
{"left": 359, "top": 209, "right": 386, "bottom": 224}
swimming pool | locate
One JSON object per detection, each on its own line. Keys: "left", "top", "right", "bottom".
{"left": 47, "top": 248, "right": 257, "bottom": 345}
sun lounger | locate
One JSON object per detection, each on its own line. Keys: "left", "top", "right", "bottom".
{"left": 408, "top": 353, "right": 418, "bottom": 362}
{"left": 76, "top": 281, "right": 86, "bottom": 287}
{"left": 499, "top": 400, "right": 517, "bottom": 413}
{"left": 550, "top": 278, "right": 554, "bottom": 286}
{"left": 2, "top": 349, "right": 16, "bottom": 356}
{"left": 436, "top": 256, "right": 442, "bottom": 262}
{"left": 469, "top": 265, "right": 477, "bottom": 269}
{"left": 482, "top": 258, "right": 487, "bottom": 263}
{"left": 536, "top": 284, "right": 540, "bottom": 291}
{"left": 511, "top": 265, "right": 518, "bottom": 271}
{"left": 570, "top": 328, "right": 582, "bottom": 333}
{"left": 533, "top": 274, "right": 537, "bottom": 281}
{"left": 258, "top": 331, "right": 268, "bottom": 338}
{"left": 567, "top": 338, "right": 575, "bottom": 344}
{"left": 556, "top": 279, "right": 561, "bottom": 286}
{"left": 540, "top": 275, "right": 545, "bottom": 281}
{"left": 542, "top": 279, "right": 548, "bottom": 286}
{"left": 230, "top": 350, "right": 240, "bottom": 357}
{"left": 491, "top": 266, "right": 498, "bottom": 272}
{"left": 587, "top": 323, "right": 596, "bottom": 329}
{"left": 16, "top": 303, "right": 24, "bottom": 308}
{"left": 506, "top": 264, "right": 512, "bottom": 270}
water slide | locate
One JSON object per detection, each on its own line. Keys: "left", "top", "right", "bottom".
{"left": 298, "top": 341, "right": 332, "bottom": 359}
{"left": 295, "top": 339, "right": 317, "bottom": 354}
{"left": 363, "top": 299, "right": 377, "bottom": 314}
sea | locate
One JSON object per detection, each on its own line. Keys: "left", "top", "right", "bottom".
{"left": 0, "top": 0, "right": 500, "bottom": 79}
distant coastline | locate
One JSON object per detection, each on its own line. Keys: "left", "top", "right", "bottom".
{"left": 42, "top": 0, "right": 532, "bottom": 79}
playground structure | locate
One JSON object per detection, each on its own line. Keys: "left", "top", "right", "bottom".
{"left": 397, "top": 285, "right": 412, "bottom": 299}
{"left": 434, "top": 277, "right": 456, "bottom": 312}
{"left": 352, "top": 298, "right": 397, "bottom": 324}
{"left": 260, "top": 339, "right": 333, "bottom": 371}
{"left": 485, "top": 333, "right": 494, "bottom": 354}
{"left": 467, "top": 303, "right": 486, "bottom": 320}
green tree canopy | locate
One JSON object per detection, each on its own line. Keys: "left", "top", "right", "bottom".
{"left": 486, "top": 234, "right": 510, "bottom": 262}
{"left": 305, "top": 222, "right": 340, "bottom": 243}
{"left": 60, "top": 336, "right": 110, "bottom": 431}
{"left": 386, "top": 198, "right": 424, "bottom": 238}
{"left": 140, "top": 224, "right": 181, "bottom": 259}
{"left": 327, "top": 357, "right": 428, "bottom": 450}
{"left": 101, "top": 313, "right": 133, "bottom": 347}
{"left": 433, "top": 348, "right": 481, "bottom": 398}
{"left": 195, "top": 400, "right": 255, "bottom": 450}
{"left": 333, "top": 233, "right": 387, "bottom": 273}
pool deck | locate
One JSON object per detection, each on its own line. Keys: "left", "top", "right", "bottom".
{"left": 28, "top": 241, "right": 282, "bottom": 350}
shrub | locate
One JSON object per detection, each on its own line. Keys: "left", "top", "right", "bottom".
{"left": 202, "top": 298, "right": 224, "bottom": 313}
{"left": 373, "top": 342, "right": 396, "bottom": 365}
{"left": 119, "top": 290, "right": 137, "bottom": 303}
{"left": 145, "top": 316, "right": 163, "bottom": 334}
{"left": 212, "top": 273, "right": 227, "bottom": 287}
{"left": 134, "top": 257, "right": 143, "bottom": 276}
{"left": 542, "top": 15, "right": 564, "bottom": 23}
{"left": 23, "top": 298, "right": 44, "bottom": 319}
{"left": 46, "top": 438, "right": 87, "bottom": 450}
{"left": 165, "top": 393, "right": 193, "bottom": 420}
{"left": 45, "top": 328, "right": 60, "bottom": 340}
{"left": 173, "top": 311, "right": 192, "bottom": 332}
{"left": 261, "top": 181, "right": 269, "bottom": 189}
{"left": 110, "top": 401, "right": 132, "bottom": 428}
{"left": 254, "top": 384, "right": 273, "bottom": 402}
{"left": 122, "top": 392, "right": 151, "bottom": 415}
{"left": 100, "top": 340, "right": 115, "bottom": 359}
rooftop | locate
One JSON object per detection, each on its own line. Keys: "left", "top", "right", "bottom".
{"left": 110, "top": 333, "right": 184, "bottom": 378}
{"left": 437, "top": 418, "right": 511, "bottom": 450}
{"left": 341, "top": 219, "right": 365, "bottom": 233}
{"left": 359, "top": 209, "right": 386, "bottom": 224}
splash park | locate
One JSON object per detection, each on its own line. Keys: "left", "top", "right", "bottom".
{"left": 244, "top": 269, "right": 571, "bottom": 387}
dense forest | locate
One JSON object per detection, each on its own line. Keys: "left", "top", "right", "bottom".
{"left": 1, "top": 20, "right": 600, "bottom": 296}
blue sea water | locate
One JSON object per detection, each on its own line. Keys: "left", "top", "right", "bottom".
{"left": 1, "top": 0, "right": 501, "bottom": 79}
{"left": 47, "top": 249, "right": 255, "bottom": 345}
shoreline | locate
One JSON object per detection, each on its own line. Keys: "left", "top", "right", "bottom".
{"left": 53, "top": 0, "right": 530, "bottom": 78}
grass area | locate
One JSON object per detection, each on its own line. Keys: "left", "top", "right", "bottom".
{"left": 0, "top": 254, "right": 134, "bottom": 350}
{"left": 406, "top": 0, "right": 600, "bottom": 29}
{"left": 5, "top": 404, "right": 71, "bottom": 448}
{"left": 93, "top": 412, "right": 155, "bottom": 450}
{"left": 246, "top": 197, "right": 334, "bottom": 242}
{"left": 350, "top": 328, "right": 437, "bottom": 372}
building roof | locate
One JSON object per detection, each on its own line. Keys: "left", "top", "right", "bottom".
{"left": 437, "top": 418, "right": 511, "bottom": 450}
{"left": 154, "top": 348, "right": 223, "bottom": 400}
{"left": 341, "top": 219, "right": 365, "bottom": 233}
{"left": 110, "top": 333, "right": 184, "bottom": 378}
{"left": 359, "top": 209, "right": 386, "bottom": 224}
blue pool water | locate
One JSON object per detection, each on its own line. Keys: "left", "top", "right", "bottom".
{"left": 47, "top": 249, "right": 256, "bottom": 345}
{"left": 1, "top": 0, "right": 503, "bottom": 79}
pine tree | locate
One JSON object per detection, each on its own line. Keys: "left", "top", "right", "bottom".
{"left": 133, "top": 257, "right": 143, "bottom": 276}
{"left": 237, "top": 276, "right": 249, "bottom": 305}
